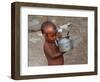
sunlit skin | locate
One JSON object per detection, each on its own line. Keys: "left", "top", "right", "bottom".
{"left": 44, "top": 26, "right": 57, "bottom": 42}
{"left": 42, "top": 25, "right": 64, "bottom": 65}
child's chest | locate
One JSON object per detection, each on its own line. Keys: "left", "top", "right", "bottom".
{"left": 48, "top": 43, "right": 59, "bottom": 52}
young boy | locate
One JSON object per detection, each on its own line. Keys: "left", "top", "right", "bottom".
{"left": 41, "top": 21, "right": 64, "bottom": 65}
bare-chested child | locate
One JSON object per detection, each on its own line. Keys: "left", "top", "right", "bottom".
{"left": 41, "top": 21, "right": 64, "bottom": 65}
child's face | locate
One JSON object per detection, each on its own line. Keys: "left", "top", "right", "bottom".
{"left": 43, "top": 26, "right": 57, "bottom": 42}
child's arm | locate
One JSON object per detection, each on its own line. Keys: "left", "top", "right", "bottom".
{"left": 44, "top": 44, "right": 62, "bottom": 59}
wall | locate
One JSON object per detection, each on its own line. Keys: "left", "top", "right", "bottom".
{"left": 0, "top": 0, "right": 100, "bottom": 82}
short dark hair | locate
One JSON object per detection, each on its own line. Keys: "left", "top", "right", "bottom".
{"left": 41, "top": 21, "right": 57, "bottom": 34}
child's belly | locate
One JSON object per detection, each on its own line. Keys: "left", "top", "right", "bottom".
{"left": 47, "top": 55, "right": 64, "bottom": 65}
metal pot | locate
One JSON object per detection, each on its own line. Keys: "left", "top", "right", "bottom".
{"left": 57, "top": 36, "right": 72, "bottom": 52}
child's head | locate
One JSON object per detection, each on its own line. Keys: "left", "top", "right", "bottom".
{"left": 41, "top": 21, "right": 57, "bottom": 42}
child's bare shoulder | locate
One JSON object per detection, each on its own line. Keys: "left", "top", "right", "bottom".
{"left": 43, "top": 42, "right": 52, "bottom": 55}
{"left": 44, "top": 42, "right": 49, "bottom": 49}
{"left": 43, "top": 42, "right": 54, "bottom": 52}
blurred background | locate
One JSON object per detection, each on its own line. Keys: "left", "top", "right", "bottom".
{"left": 28, "top": 15, "right": 88, "bottom": 66}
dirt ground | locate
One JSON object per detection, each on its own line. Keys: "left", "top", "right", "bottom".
{"left": 28, "top": 15, "right": 88, "bottom": 66}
